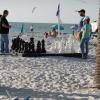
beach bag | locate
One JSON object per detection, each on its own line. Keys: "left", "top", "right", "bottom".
{"left": 75, "top": 31, "right": 83, "bottom": 41}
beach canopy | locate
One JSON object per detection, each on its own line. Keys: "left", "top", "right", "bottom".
{"left": 50, "top": 24, "right": 64, "bottom": 30}
{"left": 91, "top": 22, "right": 97, "bottom": 32}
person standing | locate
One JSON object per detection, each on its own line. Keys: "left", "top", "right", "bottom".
{"left": 80, "top": 16, "right": 92, "bottom": 59}
{"left": 75, "top": 9, "right": 86, "bottom": 42}
{"left": 0, "top": 10, "right": 11, "bottom": 53}
{"left": 77, "top": 9, "right": 86, "bottom": 32}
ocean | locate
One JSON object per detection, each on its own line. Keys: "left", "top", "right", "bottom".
{"left": 0, "top": 22, "right": 76, "bottom": 48}
{"left": 9, "top": 22, "right": 75, "bottom": 37}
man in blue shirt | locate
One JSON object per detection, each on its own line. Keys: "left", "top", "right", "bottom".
{"left": 77, "top": 9, "right": 85, "bottom": 32}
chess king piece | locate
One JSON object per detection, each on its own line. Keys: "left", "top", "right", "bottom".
{"left": 41, "top": 39, "right": 46, "bottom": 53}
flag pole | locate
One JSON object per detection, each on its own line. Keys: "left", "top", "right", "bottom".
{"left": 56, "top": 3, "right": 60, "bottom": 37}
{"left": 58, "top": 15, "right": 60, "bottom": 36}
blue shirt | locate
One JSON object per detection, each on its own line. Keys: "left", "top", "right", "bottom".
{"left": 77, "top": 16, "right": 85, "bottom": 32}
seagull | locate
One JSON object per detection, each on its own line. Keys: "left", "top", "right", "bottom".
{"left": 32, "top": 7, "right": 37, "bottom": 13}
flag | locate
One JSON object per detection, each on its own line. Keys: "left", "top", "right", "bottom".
{"left": 56, "top": 4, "right": 60, "bottom": 17}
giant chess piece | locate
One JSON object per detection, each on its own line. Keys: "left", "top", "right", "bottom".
{"left": 21, "top": 39, "right": 25, "bottom": 53}
{"left": 19, "top": 39, "right": 25, "bottom": 53}
{"left": 16, "top": 36, "right": 21, "bottom": 53}
{"left": 41, "top": 39, "right": 46, "bottom": 53}
{"left": 11, "top": 38, "right": 16, "bottom": 51}
{"left": 11, "top": 36, "right": 20, "bottom": 53}
{"left": 36, "top": 41, "right": 41, "bottom": 53}
{"left": 24, "top": 42, "right": 29, "bottom": 53}
{"left": 29, "top": 37, "right": 35, "bottom": 53}
{"left": 19, "top": 38, "right": 22, "bottom": 53}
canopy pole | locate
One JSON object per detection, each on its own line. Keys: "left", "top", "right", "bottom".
{"left": 58, "top": 16, "right": 60, "bottom": 37}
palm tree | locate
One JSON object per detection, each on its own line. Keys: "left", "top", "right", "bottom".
{"left": 94, "top": 7, "right": 100, "bottom": 88}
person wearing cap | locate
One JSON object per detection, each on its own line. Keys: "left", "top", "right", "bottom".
{"left": 80, "top": 16, "right": 92, "bottom": 59}
{"left": 0, "top": 10, "right": 11, "bottom": 53}
{"left": 77, "top": 9, "right": 85, "bottom": 32}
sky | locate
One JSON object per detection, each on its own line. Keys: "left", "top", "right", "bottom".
{"left": 0, "top": 0, "right": 99, "bottom": 24}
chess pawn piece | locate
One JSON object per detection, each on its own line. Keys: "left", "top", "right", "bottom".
{"left": 36, "top": 41, "right": 41, "bottom": 53}
{"left": 41, "top": 39, "right": 46, "bottom": 53}
{"left": 30, "top": 37, "right": 34, "bottom": 43}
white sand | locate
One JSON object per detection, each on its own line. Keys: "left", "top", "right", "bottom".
{"left": 0, "top": 35, "right": 100, "bottom": 100}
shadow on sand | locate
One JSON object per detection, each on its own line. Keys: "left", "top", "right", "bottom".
{"left": 0, "top": 86, "right": 100, "bottom": 100}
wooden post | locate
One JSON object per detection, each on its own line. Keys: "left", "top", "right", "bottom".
{"left": 94, "top": 7, "right": 100, "bottom": 88}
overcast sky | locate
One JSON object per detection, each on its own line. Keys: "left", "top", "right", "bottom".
{"left": 0, "top": 0, "right": 99, "bottom": 23}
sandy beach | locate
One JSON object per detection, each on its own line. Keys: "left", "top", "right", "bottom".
{"left": 0, "top": 0, "right": 99, "bottom": 99}
{"left": 0, "top": 37, "right": 100, "bottom": 100}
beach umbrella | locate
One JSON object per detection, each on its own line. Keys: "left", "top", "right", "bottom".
{"left": 50, "top": 24, "right": 64, "bottom": 30}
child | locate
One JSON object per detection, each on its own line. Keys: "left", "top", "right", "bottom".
{"left": 80, "top": 16, "right": 92, "bottom": 59}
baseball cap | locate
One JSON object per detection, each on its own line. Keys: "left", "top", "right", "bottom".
{"left": 78, "top": 9, "right": 85, "bottom": 13}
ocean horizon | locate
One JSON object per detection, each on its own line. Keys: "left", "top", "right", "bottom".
{"left": 9, "top": 22, "right": 75, "bottom": 36}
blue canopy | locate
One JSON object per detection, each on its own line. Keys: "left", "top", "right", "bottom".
{"left": 50, "top": 24, "right": 64, "bottom": 30}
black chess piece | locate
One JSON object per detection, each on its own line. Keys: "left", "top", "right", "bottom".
{"left": 36, "top": 41, "right": 41, "bottom": 53}
{"left": 29, "top": 37, "right": 35, "bottom": 53}
{"left": 24, "top": 42, "right": 29, "bottom": 53}
{"left": 18, "top": 39, "right": 25, "bottom": 53}
{"left": 21, "top": 40, "right": 25, "bottom": 53}
{"left": 11, "top": 38, "right": 15, "bottom": 51}
{"left": 28, "top": 42, "right": 31, "bottom": 53}
{"left": 15, "top": 36, "right": 20, "bottom": 52}
{"left": 18, "top": 38, "right": 22, "bottom": 53}
{"left": 30, "top": 37, "right": 34, "bottom": 43}
{"left": 41, "top": 39, "right": 46, "bottom": 53}
{"left": 11, "top": 36, "right": 20, "bottom": 53}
